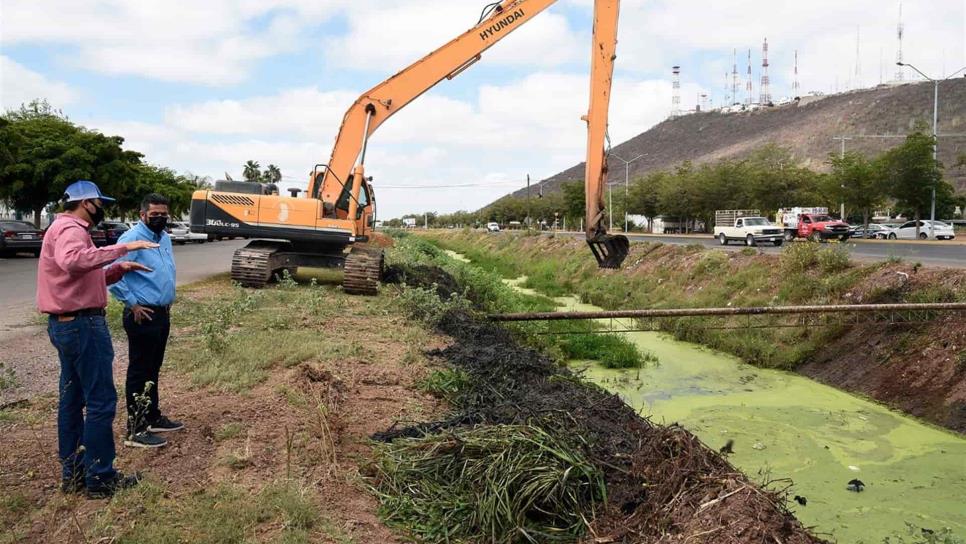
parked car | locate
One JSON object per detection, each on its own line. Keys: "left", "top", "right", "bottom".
{"left": 169, "top": 221, "right": 208, "bottom": 244}
{"left": 851, "top": 223, "right": 894, "bottom": 239}
{"left": 0, "top": 220, "right": 44, "bottom": 257}
{"left": 92, "top": 221, "right": 130, "bottom": 247}
{"left": 486, "top": 222, "right": 501, "bottom": 232}
{"left": 886, "top": 220, "right": 956, "bottom": 240}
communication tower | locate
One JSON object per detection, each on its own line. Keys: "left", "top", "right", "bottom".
{"left": 895, "top": 1, "right": 904, "bottom": 81}
{"left": 759, "top": 38, "right": 772, "bottom": 105}
{"left": 671, "top": 65, "right": 681, "bottom": 116}
{"left": 745, "top": 49, "right": 753, "bottom": 105}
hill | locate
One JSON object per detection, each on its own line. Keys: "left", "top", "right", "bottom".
{"left": 509, "top": 79, "right": 966, "bottom": 200}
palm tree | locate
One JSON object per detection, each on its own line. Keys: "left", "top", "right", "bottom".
{"left": 265, "top": 164, "right": 282, "bottom": 184}
{"left": 243, "top": 160, "right": 261, "bottom": 182}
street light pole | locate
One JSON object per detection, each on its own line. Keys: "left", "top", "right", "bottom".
{"left": 610, "top": 153, "right": 646, "bottom": 232}
{"left": 896, "top": 62, "right": 966, "bottom": 224}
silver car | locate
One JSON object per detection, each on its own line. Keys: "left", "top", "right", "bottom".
{"left": 169, "top": 221, "right": 208, "bottom": 244}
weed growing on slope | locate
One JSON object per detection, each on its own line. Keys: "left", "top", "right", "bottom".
{"left": 371, "top": 424, "right": 604, "bottom": 544}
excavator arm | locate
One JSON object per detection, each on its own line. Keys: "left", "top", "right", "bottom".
{"left": 313, "top": 0, "right": 628, "bottom": 268}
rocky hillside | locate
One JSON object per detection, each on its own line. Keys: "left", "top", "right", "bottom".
{"left": 512, "top": 79, "right": 966, "bottom": 199}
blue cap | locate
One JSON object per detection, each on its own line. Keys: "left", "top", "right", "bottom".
{"left": 63, "top": 180, "right": 115, "bottom": 203}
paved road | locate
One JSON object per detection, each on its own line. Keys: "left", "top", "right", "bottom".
{"left": 0, "top": 240, "right": 247, "bottom": 333}
{"left": 551, "top": 231, "right": 965, "bottom": 268}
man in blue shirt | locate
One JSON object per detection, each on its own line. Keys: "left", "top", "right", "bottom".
{"left": 110, "top": 193, "right": 182, "bottom": 448}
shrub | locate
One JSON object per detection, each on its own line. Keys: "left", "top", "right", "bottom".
{"left": 816, "top": 245, "right": 851, "bottom": 273}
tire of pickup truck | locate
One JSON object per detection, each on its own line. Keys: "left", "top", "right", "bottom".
{"left": 783, "top": 231, "right": 795, "bottom": 242}
{"left": 772, "top": 240, "right": 783, "bottom": 247}
{"left": 718, "top": 233, "right": 728, "bottom": 246}
{"left": 745, "top": 235, "right": 756, "bottom": 247}
{"left": 809, "top": 231, "right": 822, "bottom": 243}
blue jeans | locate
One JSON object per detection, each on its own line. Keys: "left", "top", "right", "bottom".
{"left": 48, "top": 315, "right": 118, "bottom": 487}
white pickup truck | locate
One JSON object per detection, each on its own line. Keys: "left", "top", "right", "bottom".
{"left": 714, "top": 210, "right": 784, "bottom": 247}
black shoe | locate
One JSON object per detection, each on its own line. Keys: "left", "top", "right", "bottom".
{"left": 123, "top": 431, "right": 167, "bottom": 449}
{"left": 86, "top": 471, "right": 141, "bottom": 499}
{"left": 61, "top": 475, "right": 86, "bottom": 494}
{"left": 147, "top": 416, "right": 184, "bottom": 433}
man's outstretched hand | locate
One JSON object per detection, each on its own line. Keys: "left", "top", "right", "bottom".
{"left": 118, "top": 261, "right": 153, "bottom": 274}
{"left": 125, "top": 240, "right": 160, "bottom": 251}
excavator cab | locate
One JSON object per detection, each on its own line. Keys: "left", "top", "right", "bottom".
{"left": 588, "top": 233, "right": 629, "bottom": 269}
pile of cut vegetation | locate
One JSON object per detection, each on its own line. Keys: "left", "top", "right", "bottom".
{"left": 370, "top": 235, "right": 824, "bottom": 543}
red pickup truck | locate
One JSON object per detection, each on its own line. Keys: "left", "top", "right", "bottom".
{"left": 797, "top": 213, "right": 851, "bottom": 242}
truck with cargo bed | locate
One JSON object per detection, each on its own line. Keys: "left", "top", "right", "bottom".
{"left": 777, "top": 207, "right": 850, "bottom": 242}
{"left": 714, "top": 210, "right": 785, "bottom": 247}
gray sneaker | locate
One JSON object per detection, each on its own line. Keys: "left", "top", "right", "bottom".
{"left": 123, "top": 431, "right": 167, "bottom": 449}
{"left": 148, "top": 416, "right": 184, "bottom": 433}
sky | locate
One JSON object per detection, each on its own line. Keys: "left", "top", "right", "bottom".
{"left": 2, "top": 0, "right": 964, "bottom": 219}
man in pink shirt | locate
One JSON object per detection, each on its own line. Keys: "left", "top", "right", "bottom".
{"left": 37, "top": 180, "right": 158, "bottom": 499}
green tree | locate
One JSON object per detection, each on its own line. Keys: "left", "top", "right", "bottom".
{"left": 560, "top": 181, "right": 585, "bottom": 226}
{"left": 626, "top": 173, "right": 664, "bottom": 232}
{"left": 825, "top": 151, "right": 884, "bottom": 230}
{"left": 264, "top": 164, "right": 282, "bottom": 184}
{"left": 243, "top": 160, "right": 261, "bottom": 182}
{"left": 877, "top": 131, "right": 946, "bottom": 235}
{"left": 0, "top": 100, "right": 142, "bottom": 226}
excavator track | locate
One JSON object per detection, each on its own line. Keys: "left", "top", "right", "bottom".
{"left": 343, "top": 246, "right": 384, "bottom": 296}
{"left": 230, "top": 242, "right": 280, "bottom": 288}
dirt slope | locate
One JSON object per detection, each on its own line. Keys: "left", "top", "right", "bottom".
{"left": 509, "top": 79, "right": 966, "bottom": 200}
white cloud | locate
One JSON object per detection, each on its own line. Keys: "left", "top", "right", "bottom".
{"left": 0, "top": 0, "right": 343, "bottom": 85}
{"left": 0, "top": 55, "right": 79, "bottom": 110}
{"left": 323, "top": 2, "right": 582, "bottom": 70}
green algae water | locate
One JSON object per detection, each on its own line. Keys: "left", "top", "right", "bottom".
{"left": 492, "top": 269, "right": 966, "bottom": 543}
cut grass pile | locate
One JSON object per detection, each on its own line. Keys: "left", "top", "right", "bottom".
{"left": 372, "top": 424, "right": 604, "bottom": 543}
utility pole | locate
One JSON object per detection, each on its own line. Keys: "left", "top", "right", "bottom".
{"left": 526, "top": 174, "right": 531, "bottom": 229}
{"left": 897, "top": 62, "right": 966, "bottom": 223}
{"left": 832, "top": 136, "right": 853, "bottom": 220}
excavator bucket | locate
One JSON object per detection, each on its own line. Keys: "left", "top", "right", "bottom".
{"left": 587, "top": 233, "right": 630, "bottom": 269}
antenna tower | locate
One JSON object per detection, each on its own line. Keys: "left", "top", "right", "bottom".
{"left": 793, "top": 50, "right": 800, "bottom": 95}
{"left": 759, "top": 38, "right": 772, "bottom": 105}
{"left": 671, "top": 65, "right": 681, "bottom": 116}
{"left": 894, "top": 0, "right": 904, "bottom": 81}
{"left": 746, "top": 49, "right": 753, "bottom": 104}
{"left": 731, "top": 49, "right": 739, "bottom": 105}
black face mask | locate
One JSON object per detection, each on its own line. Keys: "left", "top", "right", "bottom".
{"left": 86, "top": 202, "right": 105, "bottom": 227}
{"left": 146, "top": 216, "right": 168, "bottom": 234}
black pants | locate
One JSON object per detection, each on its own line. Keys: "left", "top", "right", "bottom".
{"left": 123, "top": 307, "right": 170, "bottom": 433}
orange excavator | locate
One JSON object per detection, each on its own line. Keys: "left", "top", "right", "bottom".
{"left": 189, "top": 0, "right": 629, "bottom": 294}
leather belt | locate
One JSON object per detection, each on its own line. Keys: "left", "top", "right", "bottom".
{"left": 52, "top": 308, "right": 106, "bottom": 318}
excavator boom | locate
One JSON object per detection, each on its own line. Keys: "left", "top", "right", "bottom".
{"left": 316, "top": 0, "right": 627, "bottom": 268}
{"left": 582, "top": 0, "right": 628, "bottom": 268}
